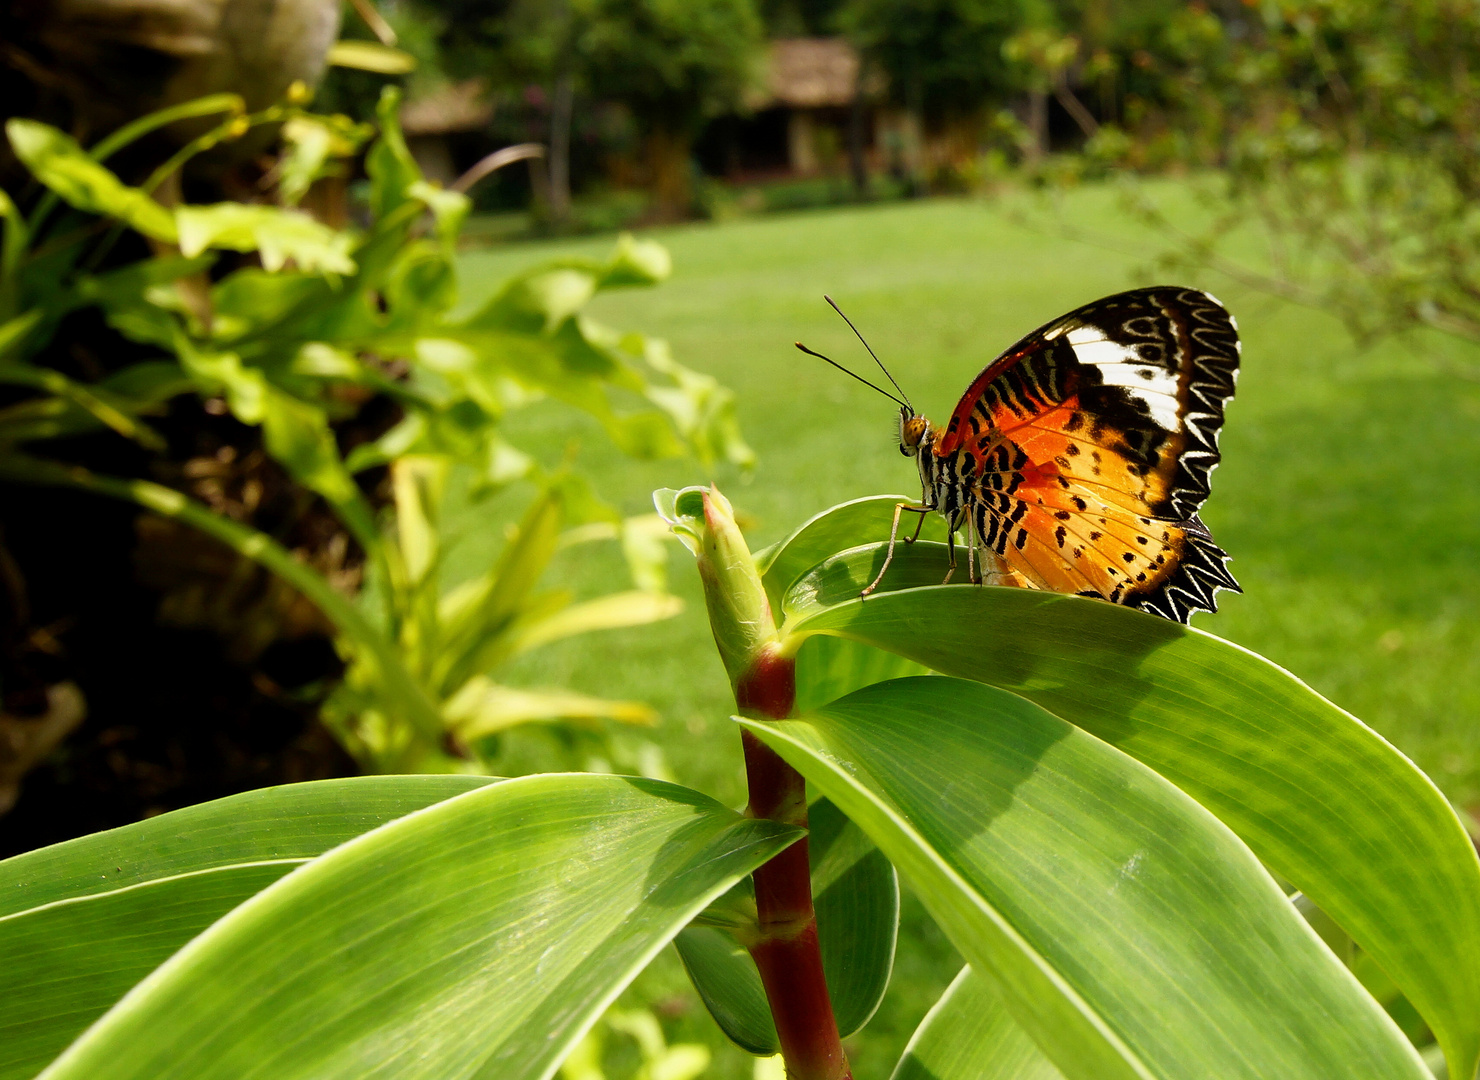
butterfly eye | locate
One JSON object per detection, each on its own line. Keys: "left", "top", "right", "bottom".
{"left": 899, "top": 415, "right": 928, "bottom": 452}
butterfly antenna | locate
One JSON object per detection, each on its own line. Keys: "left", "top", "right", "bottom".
{"left": 824, "top": 295, "right": 912, "bottom": 411}
{"left": 795, "top": 342, "right": 908, "bottom": 409}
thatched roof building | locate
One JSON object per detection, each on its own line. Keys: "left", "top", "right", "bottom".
{"left": 751, "top": 37, "right": 863, "bottom": 110}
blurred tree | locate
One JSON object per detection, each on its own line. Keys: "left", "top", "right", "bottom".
{"left": 836, "top": 0, "right": 1051, "bottom": 182}
{"left": 416, "top": 0, "right": 582, "bottom": 224}
{"left": 757, "top": 0, "right": 848, "bottom": 35}
{"left": 1129, "top": 0, "right": 1480, "bottom": 354}
{"left": 412, "top": 0, "right": 761, "bottom": 222}
{"left": 579, "top": 0, "right": 764, "bottom": 220}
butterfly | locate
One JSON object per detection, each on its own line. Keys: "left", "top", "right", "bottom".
{"left": 797, "top": 286, "right": 1241, "bottom": 624}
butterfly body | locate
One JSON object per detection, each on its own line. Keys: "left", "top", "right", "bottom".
{"left": 887, "top": 286, "right": 1241, "bottom": 624}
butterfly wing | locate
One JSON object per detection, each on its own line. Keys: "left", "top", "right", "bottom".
{"left": 939, "top": 286, "right": 1241, "bottom": 623}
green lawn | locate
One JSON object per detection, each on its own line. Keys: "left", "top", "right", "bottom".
{"left": 453, "top": 187, "right": 1480, "bottom": 1077}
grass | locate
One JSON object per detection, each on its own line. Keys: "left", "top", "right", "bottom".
{"left": 451, "top": 184, "right": 1480, "bottom": 1078}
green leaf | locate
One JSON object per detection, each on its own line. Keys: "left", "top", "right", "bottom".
{"left": 794, "top": 634, "right": 929, "bottom": 713}
{"left": 508, "top": 591, "right": 683, "bottom": 656}
{"left": 0, "top": 309, "right": 44, "bottom": 361}
{"left": 407, "top": 181, "right": 471, "bottom": 248}
{"left": 638, "top": 336, "right": 755, "bottom": 470}
{"left": 754, "top": 495, "right": 945, "bottom": 611}
{"left": 366, "top": 87, "right": 422, "bottom": 222}
{"left": 6, "top": 120, "right": 178, "bottom": 242}
{"left": 87, "top": 95, "right": 244, "bottom": 166}
{"left": 442, "top": 678, "right": 658, "bottom": 740}
{"left": 780, "top": 538, "right": 1480, "bottom": 1079}
{"left": 0, "top": 776, "right": 495, "bottom": 1080}
{"left": 37, "top": 774, "right": 799, "bottom": 1080}
{"left": 810, "top": 796, "right": 898, "bottom": 1038}
{"left": 435, "top": 488, "right": 564, "bottom": 691}
{"left": 891, "top": 967, "right": 1064, "bottom": 1080}
{"left": 740, "top": 677, "right": 1430, "bottom": 1080}
{"left": 260, "top": 387, "right": 365, "bottom": 514}
{"left": 674, "top": 925, "right": 777, "bottom": 1055}
{"left": 599, "top": 233, "right": 672, "bottom": 287}
{"left": 328, "top": 40, "right": 418, "bottom": 74}
{"left": 676, "top": 798, "right": 898, "bottom": 1054}
{"left": 175, "top": 204, "right": 355, "bottom": 276}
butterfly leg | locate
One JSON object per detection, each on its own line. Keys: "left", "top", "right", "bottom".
{"left": 861, "top": 502, "right": 932, "bottom": 598}
{"left": 902, "top": 512, "right": 927, "bottom": 545}
{"left": 941, "top": 528, "right": 958, "bottom": 585}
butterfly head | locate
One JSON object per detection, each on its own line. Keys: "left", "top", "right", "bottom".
{"left": 899, "top": 408, "right": 931, "bottom": 457}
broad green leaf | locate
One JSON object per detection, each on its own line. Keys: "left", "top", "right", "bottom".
{"left": 673, "top": 925, "right": 777, "bottom": 1055}
{"left": 676, "top": 798, "right": 898, "bottom": 1054}
{"left": 810, "top": 796, "right": 898, "bottom": 1038}
{"left": 754, "top": 495, "right": 945, "bottom": 611}
{"left": 0, "top": 776, "right": 495, "bottom": 1080}
{"left": 38, "top": 774, "right": 800, "bottom": 1080}
{"left": 779, "top": 538, "right": 1480, "bottom": 1078}
{"left": 0, "top": 776, "right": 494, "bottom": 915}
{"left": 793, "top": 633, "right": 929, "bottom": 713}
{"left": 175, "top": 204, "right": 355, "bottom": 276}
{"left": 739, "top": 677, "right": 1429, "bottom": 1080}
{"left": 891, "top": 967, "right": 1063, "bottom": 1080}
{"left": 6, "top": 120, "right": 177, "bottom": 242}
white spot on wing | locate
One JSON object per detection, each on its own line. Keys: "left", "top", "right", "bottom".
{"left": 1070, "top": 342, "right": 1182, "bottom": 429}
{"left": 1065, "top": 326, "right": 1107, "bottom": 346}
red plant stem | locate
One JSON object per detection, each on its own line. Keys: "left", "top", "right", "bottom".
{"left": 736, "top": 648, "right": 852, "bottom": 1080}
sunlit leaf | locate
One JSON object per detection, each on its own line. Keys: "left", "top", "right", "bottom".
{"left": 328, "top": 40, "right": 418, "bottom": 74}
{"left": 741, "top": 677, "right": 1429, "bottom": 1080}
{"left": 6, "top": 120, "right": 177, "bottom": 242}
{"left": 891, "top": 967, "right": 1063, "bottom": 1080}
{"left": 509, "top": 591, "right": 683, "bottom": 655}
{"left": 36, "top": 775, "right": 799, "bottom": 1080}
{"left": 442, "top": 677, "right": 657, "bottom": 740}
{"left": 175, "top": 204, "right": 355, "bottom": 275}
{"left": 779, "top": 537, "right": 1480, "bottom": 1078}
{"left": 0, "top": 777, "right": 495, "bottom": 1080}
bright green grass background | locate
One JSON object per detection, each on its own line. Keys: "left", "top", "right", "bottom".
{"left": 451, "top": 184, "right": 1480, "bottom": 1077}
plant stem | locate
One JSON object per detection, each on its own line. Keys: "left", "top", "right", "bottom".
{"left": 736, "top": 646, "right": 851, "bottom": 1080}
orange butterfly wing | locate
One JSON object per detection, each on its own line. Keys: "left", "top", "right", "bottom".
{"left": 937, "top": 286, "right": 1240, "bottom": 622}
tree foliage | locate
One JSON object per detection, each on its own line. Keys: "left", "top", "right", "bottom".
{"left": 838, "top": 0, "right": 1050, "bottom": 119}
{"left": 1121, "top": 0, "right": 1480, "bottom": 349}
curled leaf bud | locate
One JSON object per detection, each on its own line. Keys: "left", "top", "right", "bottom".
{"left": 655, "top": 485, "right": 779, "bottom": 692}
